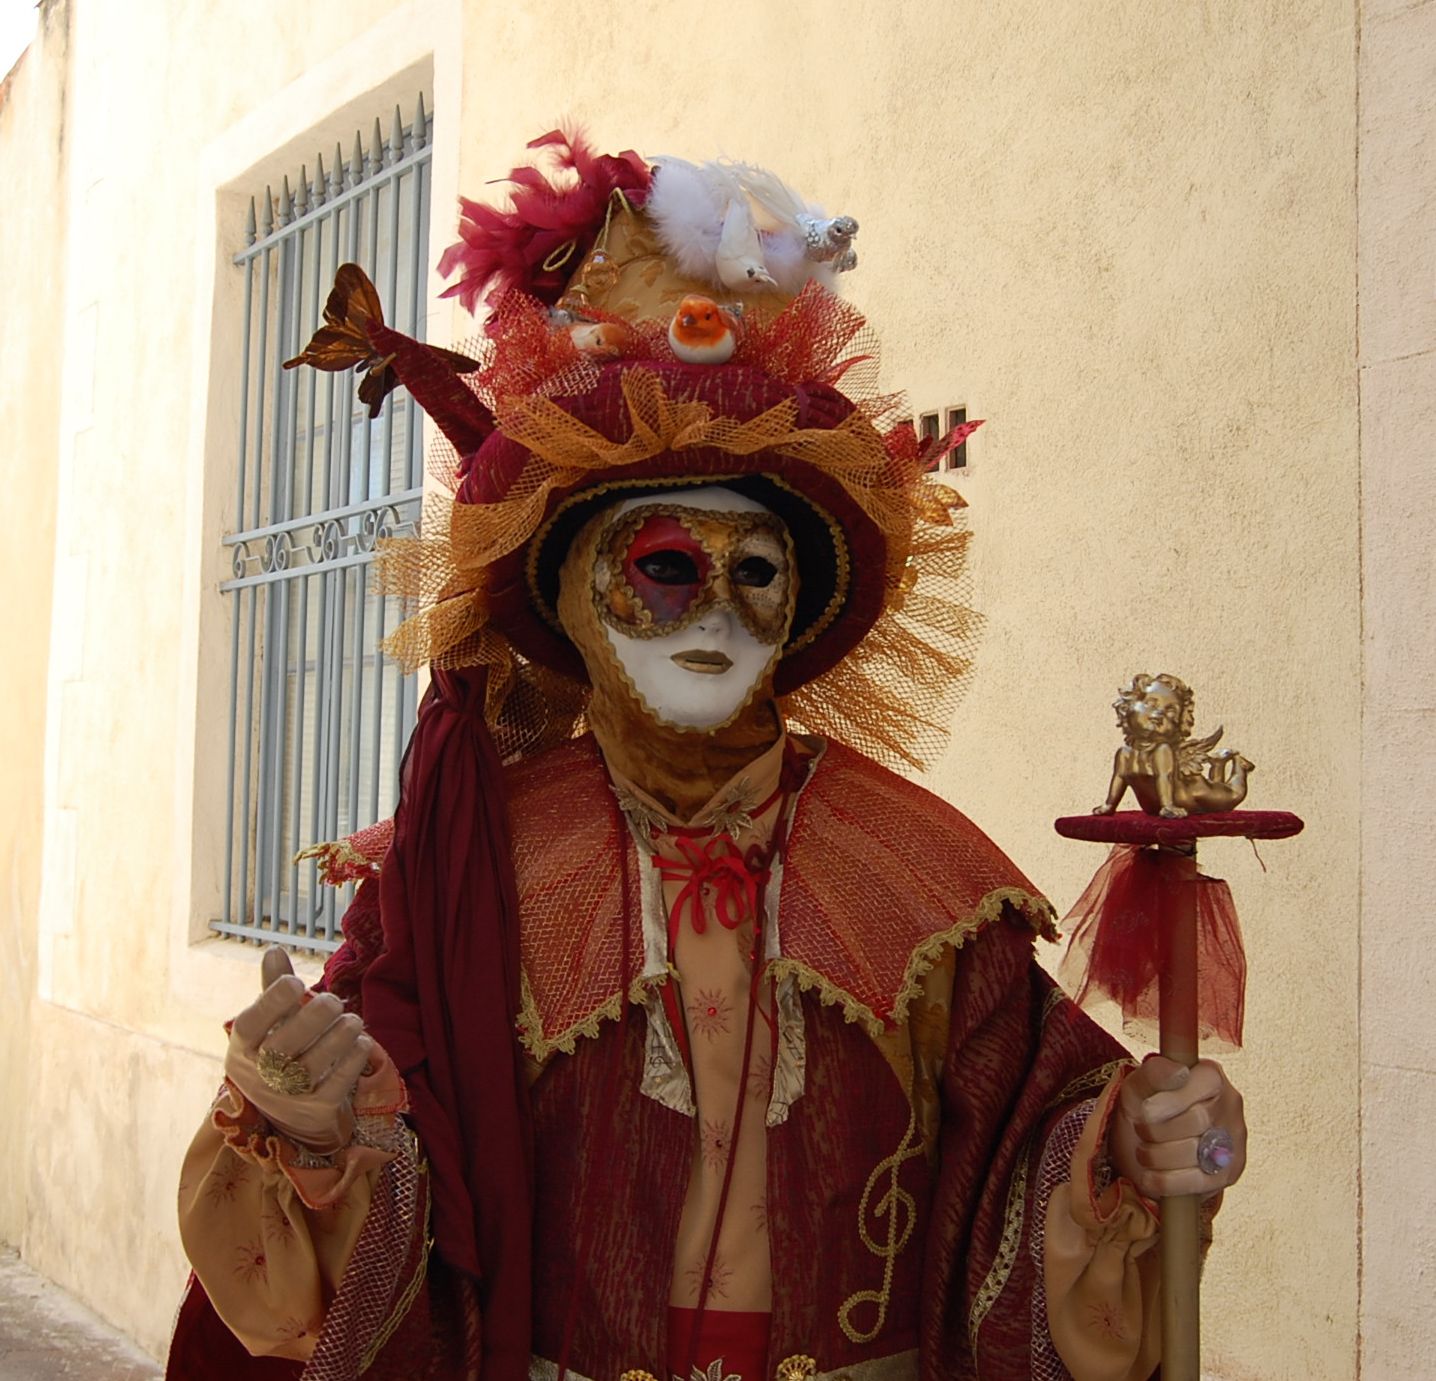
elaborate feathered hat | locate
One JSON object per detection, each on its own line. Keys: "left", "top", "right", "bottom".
{"left": 291, "top": 130, "right": 983, "bottom": 769}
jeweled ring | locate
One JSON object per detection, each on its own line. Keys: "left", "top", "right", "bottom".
{"left": 1196, "top": 1126, "right": 1235, "bottom": 1176}
{"left": 257, "top": 1048, "right": 313, "bottom": 1096}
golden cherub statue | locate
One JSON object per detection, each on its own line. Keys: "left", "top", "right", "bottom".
{"left": 1094, "top": 673, "right": 1254, "bottom": 818}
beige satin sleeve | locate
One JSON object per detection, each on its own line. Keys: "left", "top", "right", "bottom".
{"left": 176, "top": 1046, "right": 408, "bottom": 1362}
{"left": 1042, "top": 1068, "right": 1162, "bottom": 1381}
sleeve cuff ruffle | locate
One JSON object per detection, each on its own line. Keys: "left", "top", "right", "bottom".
{"left": 1075, "top": 1066, "right": 1161, "bottom": 1236}
{"left": 212, "top": 1044, "right": 409, "bottom": 1213}
{"left": 1041, "top": 1067, "right": 1161, "bottom": 1381}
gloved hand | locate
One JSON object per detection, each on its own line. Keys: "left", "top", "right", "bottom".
{"left": 223, "top": 947, "right": 372, "bottom": 1155}
{"left": 1109, "top": 1054, "right": 1247, "bottom": 1199}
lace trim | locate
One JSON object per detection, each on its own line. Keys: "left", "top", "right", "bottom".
{"left": 766, "top": 886, "right": 1054, "bottom": 1038}
{"left": 301, "top": 1130, "right": 427, "bottom": 1380}
{"left": 1040, "top": 982, "right": 1070, "bottom": 1029}
{"left": 359, "top": 1144, "right": 432, "bottom": 1372}
{"left": 967, "top": 1062, "right": 1131, "bottom": 1361}
{"left": 1050, "top": 1059, "right": 1135, "bottom": 1111}
{"left": 516, "top": 966, "right": 670, "bottom": 1061}
{"left": 767, "top": 971, "right": 806, "bottom": 1127}
{"left": 640, "top": 987, "right": 695, "bottom": 1116}
{"left": 1029, "top": 1102, "right": 1096, "bottom": 1381}
{"left": 966, "top": 1130, "right": 1036, "bottom": 1349}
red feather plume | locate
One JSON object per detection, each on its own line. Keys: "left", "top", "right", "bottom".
{"left": 437, "top": 128, "right": 652, "bottom": 315}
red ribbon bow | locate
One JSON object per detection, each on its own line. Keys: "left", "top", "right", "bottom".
{"left": 654, "top": 833, "right": 761, "bottom": 937}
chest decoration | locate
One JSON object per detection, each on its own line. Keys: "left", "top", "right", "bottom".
{"left": 508, "top": 736, "right": 1056, "bottom": 1095}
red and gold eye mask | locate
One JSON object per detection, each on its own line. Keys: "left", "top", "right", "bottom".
{"left": 595, "top": 505, "right": 796, "bottom": 644}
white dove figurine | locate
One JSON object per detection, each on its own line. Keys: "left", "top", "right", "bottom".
{"left": 646, "top": 156, "right": 859, "bottom": 300}
{"left": 716, "top": 198, "right": 777, "bottom": 291}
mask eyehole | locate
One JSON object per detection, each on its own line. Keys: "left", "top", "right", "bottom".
{"left": 732, "top": 556, "right": 778, "bottom": 588}
{"left": 634, "top": 549, "right": 703, "bottom": 586}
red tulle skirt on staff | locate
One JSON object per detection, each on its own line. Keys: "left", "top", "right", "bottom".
{"left": 1058, "top": 844, "right": 1247, "bottom": 1049}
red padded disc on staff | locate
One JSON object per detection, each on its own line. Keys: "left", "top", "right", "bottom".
{"left": 1053, "top": 810, "right": 1304, "bottom": 847}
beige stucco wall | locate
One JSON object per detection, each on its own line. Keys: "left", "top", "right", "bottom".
{"left": 8, "top": 0, "right": 462, "bottom": 1358}
{"left": 0, "top": 0, "right": 1408, "bottom": 1376}
{"left": 1358, "top": 1, "right": 1436, "bottom": 1375}
{"left": 0, "top": 0, "right": 68, "bottom": 1252}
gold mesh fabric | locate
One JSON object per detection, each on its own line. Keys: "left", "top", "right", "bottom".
{"left": 504, "top": 738, "right": 652, "bottom": 1061}
{"left": 375, "top": 288, "right": 982, "bottom": 771}
{"left": 781, "top": 511, "right": 975, "bottom": 769}
{"left": 505, "top": 734, "right": 1054, "bottom": 1062}
{"left": 302, "top": 1139, "right": 428, "bottom": 1380}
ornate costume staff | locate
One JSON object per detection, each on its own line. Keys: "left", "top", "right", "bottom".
{"left": 1055, "top": 673, "right": 1303, "bottom": 1381}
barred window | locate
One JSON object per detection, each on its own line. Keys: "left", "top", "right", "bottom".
{"left": 214, "top": 100, "right": 433, "bottom": 953}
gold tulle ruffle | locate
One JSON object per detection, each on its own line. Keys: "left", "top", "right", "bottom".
{"left": 374, "top": 289, "right": 980, "bottom": 771}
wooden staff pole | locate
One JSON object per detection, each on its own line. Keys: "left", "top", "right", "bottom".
{"left": 1157, "top": 845, "right": 1201, "bottom": 1381}
{"left": 1056, "top": 804, "right": 1301, "bottom": 1381}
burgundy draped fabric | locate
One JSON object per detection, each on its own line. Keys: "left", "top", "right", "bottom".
{"left": 359, "top": 666, "right": 534, "bottom": 1381}
{"left": 364, "top": 321, "right": 494, "bottom": 457}
{"left": 165, "top": 1277, "right": 304, "bottom": 1381}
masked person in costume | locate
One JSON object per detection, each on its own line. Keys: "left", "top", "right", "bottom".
{"left": 168, "top": 135, "right": 1247, "bottom": 1381}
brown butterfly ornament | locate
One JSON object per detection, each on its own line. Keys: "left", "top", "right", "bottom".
{"left": 284, "top": 263, "right": 481, "bottom": 419}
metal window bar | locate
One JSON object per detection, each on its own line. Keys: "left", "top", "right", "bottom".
{"left": 215, "top": 99, "right": 432, "bottom": 953}
{"left": 918, "top": 411, "right": 942, "bottom": 472}
{"left": 944, "top": 406, "right": 968, "bottom": 470}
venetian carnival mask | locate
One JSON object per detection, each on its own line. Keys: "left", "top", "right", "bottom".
{"left": 570, "top": 487, "right": 797, "bottom": 731}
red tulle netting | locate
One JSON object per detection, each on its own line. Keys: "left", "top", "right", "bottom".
{"left": 454, "top": 275, "right": 888, "bottom": 430}
{"left": 1057, "top": 844, "right": 1247, "bottom": 1050}
{"left": 375, "top": 283, "right": 982, "bottom": 773}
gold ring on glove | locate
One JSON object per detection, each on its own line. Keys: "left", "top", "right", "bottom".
{"left": 257, "top": 1048, "right": 314, "bottom": 1096}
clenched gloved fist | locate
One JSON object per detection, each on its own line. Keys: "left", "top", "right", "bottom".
{"left": 1109, "top": 1054, "right": 1247, "bottom": 1200}
{"left": 223, "top": 947, "right": 373, "bottom": 1155}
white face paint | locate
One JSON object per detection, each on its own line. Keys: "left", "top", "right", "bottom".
{"left": 597, "top": 487, "right": 792, "bottom": 730}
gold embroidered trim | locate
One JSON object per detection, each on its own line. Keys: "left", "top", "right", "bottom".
{"left": 765, "top": 886, "right": 1056, "bottom": 1038}
{"left": 1040, "top": 982, "right": 1070, "bottom": 1029}
{"left": 294, "top": 837, "right": 382, "bottom": 885}
{"left": 964, "top": 1059, "right": 1136, "bottom": 1354}
{"left": 966, "top": 1132, "right": 1034, "bottom": 1351}
{"left": 890, "top": 887, "right": 1057, "bottom": 1026}
{"left": 763, "top": 957, "right": 885, "bottom": 1034}
{"left": 838, "top": 1103, "right": 925, "bottom": 1344}
{"left": 515, "top": 965, "right": 670, "bottom": 1062}
{"left": 359, "top": 1139, "right": 432, "bottom": 1373}
{"left": 775, "top": 1358, "right": 817, "bottom": 1381}
{"left": 1049, "top": 1058, "right": 1135, "bottom": 1111}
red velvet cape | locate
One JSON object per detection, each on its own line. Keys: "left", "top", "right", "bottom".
{"left": 168, "top": 731, "right": 1134, "bottom": 1379}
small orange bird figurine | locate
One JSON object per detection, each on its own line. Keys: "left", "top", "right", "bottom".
{"left": 567, "top": 318, "right": 636, "bottom": 360}
{"left": 667, "top": 294, "right": 742, "bottom": 365}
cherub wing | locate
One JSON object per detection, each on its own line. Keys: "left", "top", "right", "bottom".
{"left": 1178, "top": 726, "right": 1224, "bottom": 770}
